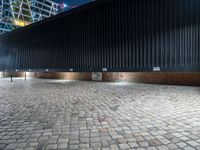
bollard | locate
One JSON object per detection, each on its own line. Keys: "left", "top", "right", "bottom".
{"left": 11, "top": 72, "right": 13, "bottom": 82}
{"left": 25, "top": 72, "right": 26, "bottom": 82}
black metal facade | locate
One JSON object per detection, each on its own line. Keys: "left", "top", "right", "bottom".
{"left": 0, "top": 0, "right": 200, "bottom": 72}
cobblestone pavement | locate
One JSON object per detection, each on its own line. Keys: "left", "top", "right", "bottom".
{"left": 0, "top": 78, "right": 200, "bottom": 150}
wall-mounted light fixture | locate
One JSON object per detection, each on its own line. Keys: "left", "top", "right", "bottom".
{"left": 153, "top": 67, "right": 160, "bottom": 72}
{"left": 0, "top": 72, "right": 3, "bottom": 78}
{"left": 102, "top": 68, "right": 108, "bottom": 72}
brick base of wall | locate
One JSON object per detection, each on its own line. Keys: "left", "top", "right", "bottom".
{"left": 1, "top": 72, "right": 200, "bottom": 86}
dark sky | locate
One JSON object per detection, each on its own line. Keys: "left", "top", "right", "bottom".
{"left": 55, "top": 0, "right": 92, "bottom": 7}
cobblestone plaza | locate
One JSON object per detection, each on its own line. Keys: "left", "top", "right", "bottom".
{"left": 0, "top": 78, "right": 200, "bottom": 150}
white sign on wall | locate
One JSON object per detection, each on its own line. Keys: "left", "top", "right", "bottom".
{"left": 92, "top": 72, "right": 102, "bottom": 81}
{"left": 153, "top": 67, "right": 161, "bottom": 72}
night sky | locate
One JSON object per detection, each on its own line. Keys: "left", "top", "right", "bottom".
{"left": 55, "top": 0, "right": 92, "bottom": 7}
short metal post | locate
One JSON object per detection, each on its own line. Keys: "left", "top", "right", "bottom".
{"left": 25, "top": 72, "right": 26, "bottom": 82}
{"left": 11, "top": 72, "right": 13, "bottom": 82}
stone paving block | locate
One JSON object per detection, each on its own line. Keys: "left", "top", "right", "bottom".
{"left": 46, "top": 144, "right": 58, "bottom": 150}
{"left": 119, "top": 143, "right": 130, "bottom": 149}
{"left": 4, "top": 143, "right": 18, "bottom": 149}
{"left": 0, "top": 79, "right": 200, "bottom": 149}
{"left": 187, "top": 141, "right": 200, "bottom": 147}
{"left": 58, "top": 143, "right": 68, "bottom": 149}
{"left": 128, "top": 142, "right": 139, "bottom": 148}
{"left": 176, "top": 142, "right": 187, "bottom": 148}
{"left": 68, "top": 144, "right": 79, "bottom": 149}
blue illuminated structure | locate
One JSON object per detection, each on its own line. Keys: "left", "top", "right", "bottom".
{"left": 0, "top": 0, "right": 58, "bottom": 35}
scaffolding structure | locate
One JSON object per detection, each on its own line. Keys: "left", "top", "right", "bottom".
{"left": 0, "top": 0, "right": 58, "bottom": 35}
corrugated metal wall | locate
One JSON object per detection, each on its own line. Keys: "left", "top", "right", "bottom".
{"left": 0, "top": 0, "right": 200, "bottom": 72}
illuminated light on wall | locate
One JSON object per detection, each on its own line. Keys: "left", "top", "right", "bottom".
{"left": 109, "top": 81, "right": 131, "bottom": 86}
{"left": 25, "top": 72, "right": 31, "bottom": 77}
{"left": 0, "top": 72, "right": 3, "bottom": 77}
{"left": 13, "top": 20, "right": 30, "bottom": 27}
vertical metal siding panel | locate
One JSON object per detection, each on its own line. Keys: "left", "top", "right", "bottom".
{"left": 128, "top": 0, "right": 132, "bottom": 69}
{"left": 113, "top": 1, "right": 117, "bottom": 69}
{"left": 97, "top": 7, "right": 101, "bottom": 69}
{"left": 194, "top": 0, "right": 197, "bottom": 67}
{"left": 65, "top": 17, "right": 68, "bottom": 69}
{"left": 104, "top": 4, "right": 107, "bottom": 69}
{"left": 98, "top": 6, "right": 100, "bottom": 69}
{"left": 75, "top": 12, "right": 78, "bottom": 69}
{"left": 79, "top": 11, "right": 82, "bottom": 69}
{"left": 114, "top": 1, "right": 118, "bottom": 69}
{"left": 120, "top": 0, "right": 123, "bottom": 69}
{"left": 125, "top": 0, "right": 129, "bottom": 69}
{"left": 129, "top": 1, "right": 135, "bottom": 69}
{"left": 164, "top": 0, "right": 168, "bottom": 68}
{"left": 171, "top": 0, "right": 176, "bottom": 68}
{"left": 69, "top": 15, "right": 72, "bottom": 68}
{"left": 14, "top": 34, "right": 18, "bottom": 70}
{"left": 87, "top": 9, "right": 89, "bottom": 70}
{"left": 190, "top": 0, "right": 193, "bottom": 68}
{"left": 95, "top": 8, "right": 99, "bottom": 69}
{"left": 169, "top": 0, "right": 172, "bottom": 68}
{"left": 107, "top": 2, "right": 111, "bottom": 69}
{"left": 179, "top": 0, "right": 183, "bottom": 68}
{"left": 183, "top": 0, "right": 186, "bottom": 67}
{"left": 0, "top": 0, "right": 200, "bottom": 72}
{"left": 67, "top": 16, "right": 70, "bottom": 68}
{"left": 19, "top": 32, "right": 22, "bottom": 69}
{"left": 135, "top": 0, "right": 139, "bottom": 69}
{"left": 24, "top": 31, "right": 27, "bottom": 69}
{"left": 143, "top": 0, "right": 147, "bottom": 69}
{"left": 122, "top": 0, "right": 126, "bottom": 69}
{"left": 74, "top": 12, "right": 77, "bottom": 69}
{"left": 198, "top": 0, "right": 200, "bottom": 67}
{"left": 140, "top": 0, "right": 144, "bottom": 69}
{"left": 90, "top": 8, "right": 94, "bottom": 70}
{"left": 84, "top": 11, "right": 87, "bottom": 69}
{"left": 108, "top": 2, "right": 111, "bottom": 69}
{"left": 191, "top": 0, "right": 195, "bottom": 68}
{"left": 119, "top": 0, "right": 123, "bottom": 69}
{"left": 188, "top": 0, "right": 192, "bottom": 68}
{"left": 155, "top": 0, "right": 160, "bottom": 68}
{"left": 196, "top": 0, "right": 199, "bottom": 67}
{"left": 175, "top": 0, "right": 180, "bottom": 68}
{"left": 185, "top": 0, "right": 189, "bottom": 68}
{"left": 93, "top": 8, "right": 96, "bottom": 69}
{"left": 138, "top": 0, "right": 142, "bottom": 69}
{"left": 89, "top": 8, "right": 92, "bottom": 70}
{"left": 112, "top": 1, "right": 115, "bottom": 69}
{"left": 127, "top": 0, "right": 132, "bottom": 69}
{"left": 102, "top": 4, "right": 105, "bottom": 68}
{"left": 146, "top": 0, "right": 151, "bottom": 68}
{"left": 160, "top": 0, "right": 164, "bottom": 68}
{"left": 118, "top": 0, "right": 121, "bottom": 69}
{"left": 68, "top": 15, "right": 71, "bottom": 68}
{"left": 150, "top": 0, "right": 154, "bottom": 68}
{"left": 63, "top": 18, "right": 67, "bottom": 69}
{"left": 117, "top": 0, "right": 121, "bottom": 69}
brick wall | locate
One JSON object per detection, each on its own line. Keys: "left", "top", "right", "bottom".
{"left": 1, "top": 72, "right": 200, "bottom": 86}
